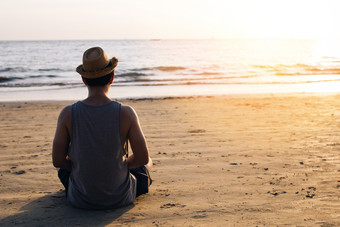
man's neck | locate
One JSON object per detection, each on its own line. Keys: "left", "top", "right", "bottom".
{"left": 82, "top": 85, "right": 111, "bottom": 106}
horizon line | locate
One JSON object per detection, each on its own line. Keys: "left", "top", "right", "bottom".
{"left": 1, "top": 37, "right": 339, "bottom": 42}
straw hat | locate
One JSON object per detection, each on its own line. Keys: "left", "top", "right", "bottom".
{"left": 76, "top": 47, "right": 118, "bottom": 79}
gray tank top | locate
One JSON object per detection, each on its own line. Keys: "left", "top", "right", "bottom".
{"left": 67, "top": 101, "right": 136, "bottom": 209}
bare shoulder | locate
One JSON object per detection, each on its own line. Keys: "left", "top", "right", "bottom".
{"left": 59, "top": 105, "right": 72, "bottom": 118}
{"left": 120, "top": 104, "right": 140, "bottom": 141}
{"left": 54, "top": 105, "right": 72, "bottom": 140}
{"left": 57, "top": 105, "right": 72, "bottom": 126}
{"left": 121, "top": 104, "right": 138, "bottom": 122}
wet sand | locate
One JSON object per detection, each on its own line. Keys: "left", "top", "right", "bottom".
{"left": 0, "top": 94, "right": 340, "bottom": 226}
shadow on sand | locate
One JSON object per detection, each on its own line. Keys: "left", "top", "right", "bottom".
{"left": 0, "top": 190, "right": 134, "bottom": 226}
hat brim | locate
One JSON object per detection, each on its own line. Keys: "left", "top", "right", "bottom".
{"left": 76, "top": 57, "right": 118, "bottom": 79}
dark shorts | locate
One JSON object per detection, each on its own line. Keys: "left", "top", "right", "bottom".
{"left": 130, "top": 166, "right": 152, "bottom": 197}
{"left": 58, "top": 166, "right": 152, "bottom": 197}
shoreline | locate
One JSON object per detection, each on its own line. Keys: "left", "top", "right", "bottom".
{"left": 1, "top": 94, "right": 340, "bottom": 226}
{"left": 0, "top": 91, "right": 339, "bottom": 104}
{"left": 0, "top": 81, "right": 339, "bottom": 102}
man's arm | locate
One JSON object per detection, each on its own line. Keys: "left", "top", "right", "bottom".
{"left": 52, "top": 106, "right": 72, "bottom": 170}
{"left": 122, "top": 105, "right": 149, "bottom": 169}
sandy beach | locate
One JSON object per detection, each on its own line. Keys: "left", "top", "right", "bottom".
{"left": 0, "top": 94, "right": 340, "bottom": 226}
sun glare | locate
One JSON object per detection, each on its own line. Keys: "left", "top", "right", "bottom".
{"left": 214, "top": 0, "right": 339, "bottom": 39}
{"left": 313, "top": 39, "right": 340, "bottom": 60}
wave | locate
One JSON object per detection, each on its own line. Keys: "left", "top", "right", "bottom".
{"left": 3, "top": 76, "right": 340, "bottom": 88}
{"left": 0, "top": 67, "right": 66, "bottom": 74}
{"left": 117, "top": 72, "right": 149, "bottom": 77}
{"left": 154, "top": 66, "right": 186, "bottom": 71}
{"left": 112, "top": 78, "right": 340, "bottom": 87}
{"left": 275, "top": 67, "right": 340, "bottom": 76}
{"left": 0, "top": 76, "right": 22, "bottom": 83}
{"left": 252, "top": 64, "right": 310, "bottom": 69}
{"left": 276, "top": 71, "right": 340, "bottom": 76}
{"left": 194, "top": 72, "right": 225, "bottom": 76}
{"left": 0, "top": 74, "right": 59, "bottom": 84}
{"left": 136, "top": 66, "right": 187, "bottom": 72}
{"left": 38, "top": 68, "right": 64, "bottom": 72}
{"left": 0, "top": 67, "right": 27, "bottom": 73}
{"left": 0, "top": 81, "right": 81, "bottom": 88}
{"left": 28, "top": 75, "right": 58, "bottom": 78}
{"left": 253, "top": 63, "right": 340, "bottom": 76}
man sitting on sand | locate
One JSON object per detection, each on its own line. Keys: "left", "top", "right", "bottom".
{"left": 52, "top": 47, "right": 152, "bottom": 209}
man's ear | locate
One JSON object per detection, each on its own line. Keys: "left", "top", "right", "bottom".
{"left": 82, "top": 77, "right": 87, "bottom": 85}
{"left": 109, "top": 72, "right": 114, "bottom": 84}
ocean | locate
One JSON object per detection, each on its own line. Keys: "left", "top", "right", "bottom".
{"left": 0, "top": 39, "right": 340, "bottom": 101}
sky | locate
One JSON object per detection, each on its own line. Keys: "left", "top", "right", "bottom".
{"left": 0, "top": 0, "right": 340, "bottom": 40}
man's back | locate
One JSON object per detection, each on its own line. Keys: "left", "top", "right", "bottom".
{"left": 67, "top": 101, "right": 136, "bottom": 209}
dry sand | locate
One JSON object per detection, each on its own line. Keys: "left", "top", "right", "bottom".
{"left": 0, "top": 94, "right": 340, "bottom": 226}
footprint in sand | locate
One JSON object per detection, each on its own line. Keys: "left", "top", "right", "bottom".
{"left": 188, "top": 129, "right": 206, "bottom": 133}
{"left": 296, "top": 186, "right": 317, "bottom": 198}
{"left": 12, "top": 170, "right": 26, "bottom": 175}
{"left": 160, "top": 203, "right": 186, "bottom": 209}
{"left": 191, "top": 214, "right": 207, "bottom": 219}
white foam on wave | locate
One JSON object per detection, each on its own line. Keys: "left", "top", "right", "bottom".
{"left": 0, "top": 82, "right": 339, "bottom": 102}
